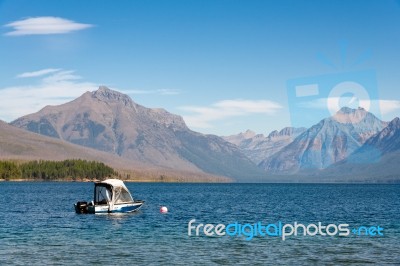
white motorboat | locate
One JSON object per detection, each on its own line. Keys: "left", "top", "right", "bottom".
{"left": 75, "top": 179, "right": 144, "bottom": 214}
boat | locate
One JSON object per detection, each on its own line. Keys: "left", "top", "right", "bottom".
{"left": 74, "top": 179, "right": 144, "bottom": 214}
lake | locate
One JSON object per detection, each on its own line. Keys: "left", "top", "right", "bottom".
{"left": 1, "top": 182, "right": 399, "bottom": 265}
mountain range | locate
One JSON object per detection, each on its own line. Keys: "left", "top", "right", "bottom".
{"left": 2, "top": 86, "right": 399, "bottom": 182}
{"left": 10, "top": 86, "right": 262, "bottom": 182}
{"left": 258, "top": 107, "right": 388, "bottom": 173}
{"left": 223, "top": 127, "right": 306, "bottom": 164}
{"left": 224, "top": 107, "right": 399, "bottom": 182}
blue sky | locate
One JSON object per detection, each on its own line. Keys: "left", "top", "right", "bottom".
{"left": 1, "top": 0, "right": 400, "bottom": 136}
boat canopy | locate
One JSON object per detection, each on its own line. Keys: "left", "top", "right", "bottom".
{"left": 94, "top": 179, "right": 134, "bottom": 208}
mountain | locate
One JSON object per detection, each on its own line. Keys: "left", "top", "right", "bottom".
{"left": 11, "top": 86, "right": 262, "bottom": 181}
{"left": 259, "top": 107, "right": 388, "bottom": 173}
{"left": 223, "top": 127, "right": 306, "bottom": 164}
{"left": 321, "top": 117, "right": 400, "bottom": 182}
{"left": 223, "top": 130, "right": 257, "bottom": 146}
{"left": 0, "top": 120, "right": 229, "bottom": 182}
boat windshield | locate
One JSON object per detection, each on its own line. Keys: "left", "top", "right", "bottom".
{"left": 94, "top": 185, "right": 112, "bottom": 205}
{"left": 114, "top": 187, "right": 133, "bottom": 204}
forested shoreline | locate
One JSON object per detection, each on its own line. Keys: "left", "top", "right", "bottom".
{"left": 0, "top": 159, "right": 115, "bottom": 180}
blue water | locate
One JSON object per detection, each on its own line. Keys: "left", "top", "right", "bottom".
{"left": 1, "top": 182, "right": 399, "bottom": 265}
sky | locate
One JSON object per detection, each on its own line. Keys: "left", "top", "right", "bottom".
{"left": 1, "top": 0, "right": 400, "bottom": 136}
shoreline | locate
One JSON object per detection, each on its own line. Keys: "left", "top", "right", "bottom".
{"left": 1, "top": 179, "right": 398, "bottom": 184}
{"left": 0, "top": 178, "right": 231, "bottom": 183}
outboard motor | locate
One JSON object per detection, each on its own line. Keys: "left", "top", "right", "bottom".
{"left": 75, "top": 201, "right": 88, "bottom": 214}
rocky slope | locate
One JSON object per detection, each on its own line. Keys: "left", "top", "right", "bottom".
{"left": 0, "top": 120, "right": 143, "bottom": 168}
{"left": 321, "top": 117, "right": 400, "bottom": 182}
{"left": 0, "top": 120, "right": 230, "bottom": 182}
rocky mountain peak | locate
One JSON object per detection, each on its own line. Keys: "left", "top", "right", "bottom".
{"left": 241, "top": 130, "right": 256, "bottom": 139}
{"left": 92, "top": 86, "right": 134, "bottom": 106}
{"left": 267, "top": 127, "right": 306, "bottom": 139}
{"left": 339, "top": 106, "right": 365, "bottom": 114}
{"left": 332, "top": 106, "right": 370, "bottom": 124}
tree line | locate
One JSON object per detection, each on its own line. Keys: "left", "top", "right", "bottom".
{"left": 0, "top": 159, "right": 116, "bottom": 180}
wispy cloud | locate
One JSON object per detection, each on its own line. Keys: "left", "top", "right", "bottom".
{"left": 0, "top": 69, "right": 98, "bottom": 121}
{"left": 16, "top": 68, "right": 62, "bottom": 78}
{"left": 180, "top": 99, "right": 282, "bottom": 128}
{"left": 4, "top": 17, "right": 93, "bottom": 36}
{"left": 379, "top": 100, "right": 400, "bottom": 115}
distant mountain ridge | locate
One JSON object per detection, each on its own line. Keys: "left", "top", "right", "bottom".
{"left": 11, "top": 86, "right": 262, "bottom": 181}
{"left": 223, "top": 127, "right": 306, "bottom": 164}
{"left": 258, "top": 107, "right": 388, "bottom": 173}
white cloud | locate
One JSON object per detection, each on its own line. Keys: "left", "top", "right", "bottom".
{"left": 0, "top": 69, "right": 98, "bottom": 122}
{"left": 379, "top": 100, "right": 400, "bottom": 115}
{"left": 214, "top": 100, "right": 280, "bottom": 113}
{"left": 16, "top": 68, "right": 61, "bottom": 78}
{"left": 180, "top": 99, "right": 282, "bottom": 129}
{"left": 4, "top": 17, "right": 93, "bottom": 36}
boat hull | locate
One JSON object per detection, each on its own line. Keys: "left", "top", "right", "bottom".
{"left": 75, "top": 201, "right": 144, "bottom": 214}
{"left": 90, "top": 201, "right": 144, "bottom": 214}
